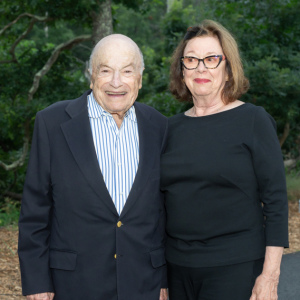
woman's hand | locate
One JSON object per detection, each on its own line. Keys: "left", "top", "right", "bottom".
{"left": 250, "top": 272, "right": 279, "bottom": 300}
{"left": 159, "top": 288, "right": 168, "bottom": 300}
{"left": 250, "top": 246, "right": 283, "bottom": 300}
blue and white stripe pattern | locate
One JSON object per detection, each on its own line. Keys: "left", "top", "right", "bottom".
{"left": 87, "top": 92, "right": 139, "bottom": 214}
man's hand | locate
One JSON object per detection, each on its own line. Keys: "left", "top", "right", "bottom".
{"left": 160, "top": 288, "right": 168, "bottom": 300}
{"left": 26, "top": 292, "right": 55, "bottom": 300}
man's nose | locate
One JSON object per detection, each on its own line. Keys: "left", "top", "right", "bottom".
{"left": 110, "top": 71, "right": 123, "bottom": 88}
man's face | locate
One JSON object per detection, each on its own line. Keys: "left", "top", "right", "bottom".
{"left": 90, "top": 38, "right": 142, "bottom": 116}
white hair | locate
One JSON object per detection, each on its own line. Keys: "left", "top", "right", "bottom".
{"left": 89, "top": 36, "right": 144, "bottom": 76}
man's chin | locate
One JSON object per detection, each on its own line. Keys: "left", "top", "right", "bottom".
{"left": 106, "top": 101, "right": 135, "bottom": 114}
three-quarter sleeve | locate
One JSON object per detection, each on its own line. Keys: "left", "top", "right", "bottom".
{"left": 251, "top": 107, "right": 289, "bottom": 247}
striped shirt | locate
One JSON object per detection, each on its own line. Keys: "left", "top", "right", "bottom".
{"left": 87, "top": 92, "right": 139, "bottom": 215}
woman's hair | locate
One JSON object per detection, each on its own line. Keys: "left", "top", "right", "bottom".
{"left": 169, "top": 19, "right": 249, "bottom": 103}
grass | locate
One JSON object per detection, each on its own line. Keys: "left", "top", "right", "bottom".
{"left": 286, "top": 173, "right": 300, "bottom": 202}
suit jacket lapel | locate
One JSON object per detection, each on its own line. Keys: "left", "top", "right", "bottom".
{"left": 120, "top": 102, "right": 157, "bottom": 218}
{"left": 61, "top": 91, "right": 118, "bottom": 216}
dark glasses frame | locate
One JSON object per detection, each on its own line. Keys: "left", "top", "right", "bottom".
{"left": 181, "top": 55, "right": 226, "bottom": 70}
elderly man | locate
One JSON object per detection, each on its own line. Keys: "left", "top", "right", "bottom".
{"left": 18, "top": 34, "right": 168, "bottom": 300}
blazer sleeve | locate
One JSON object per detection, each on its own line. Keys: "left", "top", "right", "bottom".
{"left": 161, "top": 119, "right": 168, "bottom": 288}
{"left": 251, "top": 107, "right": 289, "bottom": 248}
{"left": 18, "top": 112, "right": 54, "bottom": 295}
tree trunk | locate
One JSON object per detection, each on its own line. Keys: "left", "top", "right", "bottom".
{"left": 280, "top": 122, "right": 290, "bottom": 148}
{"left": 91, "top": 0, "right": 113, "bottom": 46}
{"left": 167, "top": 0, "right": 175, "bottom": 13}
{"left": 3, "top": 191, "right": 22, "bottom": 201}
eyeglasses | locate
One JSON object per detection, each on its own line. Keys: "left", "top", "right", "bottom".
{"left": 181, "top": 55, "right": 226, "bottom": 70}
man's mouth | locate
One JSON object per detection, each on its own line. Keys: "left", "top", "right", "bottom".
{"left": 106, "top": 91, "right": 127, "bottom": 95}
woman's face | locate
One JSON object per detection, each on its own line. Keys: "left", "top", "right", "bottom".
{"left": 182, "top": 36, "right": 228, "bottom": 102}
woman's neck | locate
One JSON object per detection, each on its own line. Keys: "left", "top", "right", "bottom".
{"left": 187, "top": 97, "right": 225, "bottom": 117}
{"left": 185, "top": 98, "right": 243, "bottom": 117}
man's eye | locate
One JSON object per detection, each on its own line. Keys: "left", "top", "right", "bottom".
{"left": 101, "top": 69, "right": 109, "bottom": 73}
{"left": 124, "top": 70, "right": 133, "bottom": 73}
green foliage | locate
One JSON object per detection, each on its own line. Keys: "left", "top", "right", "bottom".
{"left": 0, "top": 198, "right": 20, "bottom": 227}
{"left": 114, "top": 2, "right": 165, "bottom": 54}
{"left": 141, "top": 91, "right": 190, "bottom": 117}
{"left": 0, "top": 0, "right": 92, "bottom": 203}
{"left": 161, "top": 1, "right": 190, "bottom": 55}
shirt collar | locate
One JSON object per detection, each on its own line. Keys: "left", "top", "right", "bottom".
{"left": 88, "top": 91, "right": 137, "bottom": 122}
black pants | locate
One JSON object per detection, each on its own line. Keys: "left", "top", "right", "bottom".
{"left": 167, "top": 258, "right": 264, "bottom": 300}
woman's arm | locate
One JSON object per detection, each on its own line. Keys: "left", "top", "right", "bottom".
{"left": 250, "top": 246, "right": 284, "bottom": 300}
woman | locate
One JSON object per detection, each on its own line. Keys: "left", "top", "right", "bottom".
{"left": 161, "top": 20, "right": 289, "bottom": 300}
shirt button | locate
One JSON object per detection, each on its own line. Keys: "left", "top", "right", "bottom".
{"left": 114, "top": 254, "right": 117, "bottom": 259}
{"left": 117, "top": 221, "right": 123, "bottom": 227}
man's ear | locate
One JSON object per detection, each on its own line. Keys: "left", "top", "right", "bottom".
{"left": 139, "top": 70, "right": 144, "bottom": 89}
{"left": 89, "top": 71, "right": 95, "bottom": 89}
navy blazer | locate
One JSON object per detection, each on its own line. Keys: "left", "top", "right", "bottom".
{"left": 18, "top": 90, "right": 168, "bottom": 300}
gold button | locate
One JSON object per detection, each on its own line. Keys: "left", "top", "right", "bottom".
{"left": 117, "top": 221, "right": 123, "bottom": 227}
{"left": 114, "top": 254, "right": 117, "bottom": 259}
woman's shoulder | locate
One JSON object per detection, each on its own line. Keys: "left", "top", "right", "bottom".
{"left": 168, "top": 113, "right": 185, "bottom": 123}
{"left": 242, "top": 102, "right": 274, "bottom": 119}
{"left": 240, "top": 103, "right": 277, "bottom": 133}
{"left": 239, "top": 102, "right": 266, "bottom": 112}
{"left": 234, "top": 102, "right": 273, "bottom": 121}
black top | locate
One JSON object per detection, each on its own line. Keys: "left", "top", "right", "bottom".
{"left": 161, "top": 103, "right": 289, "bottom": 268}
